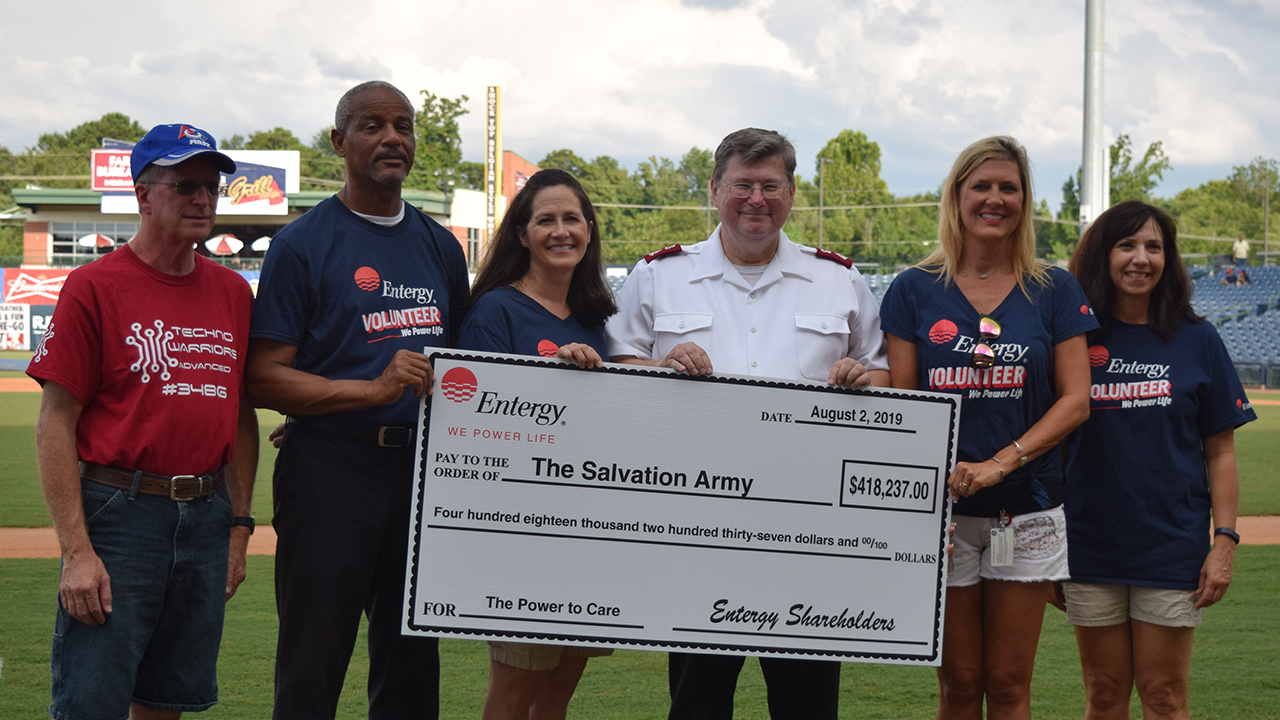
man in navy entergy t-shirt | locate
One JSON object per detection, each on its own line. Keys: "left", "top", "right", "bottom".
{"left": 245, "top": 81, "right": 469, "bottom": 720}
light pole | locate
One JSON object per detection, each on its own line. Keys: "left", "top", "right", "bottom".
{"left": 818, "top": 157, "right": 833, "bottom": 250}
{"left": 1080, "top": 0, "right": 1108, "bottom": 229}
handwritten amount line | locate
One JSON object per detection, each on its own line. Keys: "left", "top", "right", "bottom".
{"left": 428, "top": 524, "right": 891, "bottom": 562}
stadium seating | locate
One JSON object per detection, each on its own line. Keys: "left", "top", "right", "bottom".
{"left": 1191, "top": 265, "right": 1280, "bottom": 385}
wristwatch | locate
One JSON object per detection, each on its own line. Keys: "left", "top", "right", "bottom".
{"left": 232, "top": 515, "right": 256, "bottom": 535}
{"left": 1213, "top": 527, "right": 1240, "bottom": 545}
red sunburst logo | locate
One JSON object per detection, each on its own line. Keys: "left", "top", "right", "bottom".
{"left": 441, "top": 367, "right": 478, "bottom": 402}
{"left": 354, "top": 266, "right": 380, "bottom": 291}
{"left": 1088, "top": 345, "right": 1109, "bottom": 368}
{"left": 928, "top": 319, "right": 958, "bottom": 344}
{"left": 537, "top": 339, "right": 559, "bottom": 357}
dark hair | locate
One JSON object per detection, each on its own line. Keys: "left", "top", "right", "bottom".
{"left": 1068, "top": 200, "right": 1200, "bottom": 341}
{"left": 469, "top": 168, "right": 617, "bottom": 328}
{"left": 712, "top": 128, "right": 797, "bottom": 183}
{"left": 335, "top": 81, "right": 413, "bottom": 132}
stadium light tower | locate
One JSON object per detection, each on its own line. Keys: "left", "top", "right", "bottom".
{"left": 1080, "top": 0, "right": 1109, "bottom": 229}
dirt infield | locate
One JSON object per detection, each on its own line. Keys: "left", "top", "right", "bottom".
{"left": 0, "top": 377, "right": 40, "bottom": 392}
{"left": 2, "top": 519, "right": 1278, "bottom": 559}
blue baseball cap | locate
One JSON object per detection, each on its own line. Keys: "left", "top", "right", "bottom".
{"left": 130, "top": 124, "right": 236, "bottom": 183}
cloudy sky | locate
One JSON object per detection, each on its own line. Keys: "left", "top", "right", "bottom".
{"left": 2, "top": 0, "right": 1276, "bottom": 211}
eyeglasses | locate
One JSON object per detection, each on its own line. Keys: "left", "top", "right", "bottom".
{"left": 972, "top": 316, "right": 1001, "bottom": 369}
{"left": 719, "top": 180, "right": 791, "bottom": 200}
{"left": 141, "top": 181, "right": 226, "bottom": 198}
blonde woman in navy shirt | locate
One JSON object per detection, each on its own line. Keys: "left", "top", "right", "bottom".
{"left": 880, "top": 136, "right": 1096, "bottom": 719}
{"left": 1064, "top": 201, "right": 1253, "bottom": 719}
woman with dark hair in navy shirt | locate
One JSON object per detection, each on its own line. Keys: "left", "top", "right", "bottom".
{"left": 1064, "top": 201, "right": 1253, "bottom": 719}
{"left": 460, "top": 168, "right": 617, "bottom": 720}
{"left": 880, "top": 136, "right": 1096, "bottom": 719}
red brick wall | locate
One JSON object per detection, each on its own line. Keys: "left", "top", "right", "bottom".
{"left": 23, "top": 222, "right": 49, "bottom": 267}
{"left": 503, "top": 152, "right": 541, "bottom": 204}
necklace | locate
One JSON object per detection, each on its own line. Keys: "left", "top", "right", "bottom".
{"left": 961, "top": 262, "right": 1010, "bottom": 280}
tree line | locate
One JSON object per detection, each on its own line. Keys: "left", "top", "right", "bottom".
{"left": 3, "top": 88, "right": 1276, "bottom": 270}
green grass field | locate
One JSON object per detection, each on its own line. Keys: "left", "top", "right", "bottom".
{"left": 2, "top": 371, "right": 1277, "bottom": 717}
{"left": 2, "top": 550, "right": 1278, "bottom": 718}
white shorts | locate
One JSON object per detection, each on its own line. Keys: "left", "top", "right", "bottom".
{"left": 948, "top": 506, "right": 1069, "bottom": 587}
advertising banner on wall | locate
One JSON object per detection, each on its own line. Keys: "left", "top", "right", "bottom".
{"left": 0, "top": 304, "right": 31, "bottom": 350}
{"left": 91, "top": 149, "right": 136, "bottom": 192}
{"left": 99, "top": 149, "right": 300, "bottom": 217}
{"left": 30, "top": 305, "right": 54, "bottom": 351}
{"left": 4, "top": 268, "right": 72, "bottom": 305}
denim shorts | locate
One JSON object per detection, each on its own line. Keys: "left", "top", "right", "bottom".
{"left": 50, "top": 478, "right": 233, "bottom": 720}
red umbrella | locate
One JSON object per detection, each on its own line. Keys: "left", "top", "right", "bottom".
{"left": 205, "top": 234, "right": 244, "bottom": 256}
{"left": 250, "top": 235, "right": 272, "bottom": 252}
{"left": 77, "top": 233, "right": 115, "bottom": 248}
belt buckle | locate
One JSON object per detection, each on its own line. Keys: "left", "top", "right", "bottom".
{"left": 169, "top": 474, "right": 203, "bottom": 501}
{"left": 378, "top": 426, "right": 410, "bottom": 448}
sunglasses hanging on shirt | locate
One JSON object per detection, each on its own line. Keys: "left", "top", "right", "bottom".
{"left": 971, "top": 316, "right": 1001, "bottom": 369}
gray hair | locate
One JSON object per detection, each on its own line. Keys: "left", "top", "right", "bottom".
{"left": 712, "top": 128, "right": 797, "bottom": 182}
{"left": 334, "top": 81, "right": 414, "bottom": 132}
{"left": 135, "top": 163, "right": 164, "bottom": 185}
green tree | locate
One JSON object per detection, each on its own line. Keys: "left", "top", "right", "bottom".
{"left": 679, "top": 147, "right": 714, "bottom": 203}
{"left": 245, "top": 127, "right": 306, "bottom": 151}
{"left": 33, "top": 113, "right": 147, "bottom": 154}
{"left": 796, "top": 130, "right": 892, "bottom": 257}
{"left": 9, "top": 113, "right": 147, "bottom": 191}
{"left": 1045, "top": 134, "right": 1170, "bottom": 258}
{"left": 1166, "top": 158, "right": 1280, "bottom": 256}
{"left": 233, "top": 126, "right": 343, "bottom": 190}
{"left": 409, "top": 90, "right": 470, "bottom": 193}
{"left": 306, "top": 127, "right": 345, "bottom": 187}
{"left": 1109, "top": 134, "right": 1172, "bottom": 204}
{"left": 538, "top": 149, "right": 592, "bottom": 179}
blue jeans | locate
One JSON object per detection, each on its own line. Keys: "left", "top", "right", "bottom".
{"left": 50, "top": 479, "right": 233, "bottom": 720}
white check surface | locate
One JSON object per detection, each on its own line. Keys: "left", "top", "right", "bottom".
{"left": 405, "top": 352, "right": 958, "bottom": 665}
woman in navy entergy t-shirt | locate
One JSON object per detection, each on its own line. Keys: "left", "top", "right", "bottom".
{"left": 458, "top": 169, "right": 618, "bottom": 720}
{"left": 1063, "top": 201, "right": 1254, "bottom": 719}
{"left": 880, "top": 136, "right": 1096, "bottom": 720}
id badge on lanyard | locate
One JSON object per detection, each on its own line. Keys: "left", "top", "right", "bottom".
{"left": 989, "top": 510, "right": 1014, "bottom": 567}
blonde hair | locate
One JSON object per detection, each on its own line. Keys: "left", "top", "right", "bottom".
{"left": 920, "top": 135, "right": 1049, "bottom": 295}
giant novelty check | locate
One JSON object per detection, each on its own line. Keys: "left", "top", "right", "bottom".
{"left": 404, "top": 352, "right": 959, "bottom": 665}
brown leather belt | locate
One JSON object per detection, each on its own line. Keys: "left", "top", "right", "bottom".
{"left": 289, "top": 417, "right": 416, "bottom": 448}
{"left": 80, "top": 462, "right": 225, "bottom": 501}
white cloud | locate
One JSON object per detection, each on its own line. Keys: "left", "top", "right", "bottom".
{"left": 0, "top": 0, "right": 1277, "bottom": 206}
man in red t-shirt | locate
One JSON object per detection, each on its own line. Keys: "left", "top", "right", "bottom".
{"left": 28, "top": 123, "right": 258, "bottom": 720}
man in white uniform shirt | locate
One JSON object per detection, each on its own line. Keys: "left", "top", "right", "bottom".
{"left": 606, "top": 127, "right": 889, "bottom": 719}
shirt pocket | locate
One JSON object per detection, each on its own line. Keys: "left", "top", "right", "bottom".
{"left": 795, "top": 313, "right": 850, "bottom": 381}
{"left": 653, "top": 312, "right": 713, "bottom": 358}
